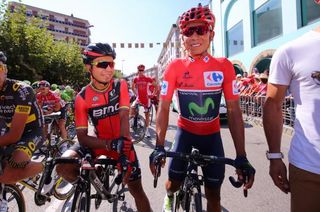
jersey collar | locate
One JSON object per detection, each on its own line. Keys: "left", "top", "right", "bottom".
{"left": 188, "top": 54, "right": 211, "bottom": 63}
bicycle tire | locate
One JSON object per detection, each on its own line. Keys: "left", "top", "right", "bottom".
{"left": 129, "top": 115, "right": 146, "bottom": 143}
{"left": 53, "top": 139, "right": 76, "bottom": 200}
{"left": 71, "top": 183, "right": 90, "bottom": 212}
{"left": 3, "top": 184, "right": 26, "bottom": 212}
{"left": 193, "top": 191, "right": 202, "bottom": 212}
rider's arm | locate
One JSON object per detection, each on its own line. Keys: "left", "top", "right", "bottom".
{"left": 156, "top": 100, "right": 171, "bottom": 146}
{"left": 226, "top": 99, "right": 246, "bottom": 156}
{"left": 119, "top": 80, "right": 131, "bottom": 139}
{"left": 131, "top": 79, "right": 137, "bottom": 96}
{"left": 263, "top": 83, "right": 288, "bottom": 153}
{"left": 0, "top": 109, "right": 29, "bottom": 146}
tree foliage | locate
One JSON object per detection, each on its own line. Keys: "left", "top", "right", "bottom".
{"left": 0, "top": 0, "right": 88, "bottom": 87}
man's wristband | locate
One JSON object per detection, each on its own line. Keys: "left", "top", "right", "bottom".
{"left": 266, "top": 151, "right": 284, "bottom": 160}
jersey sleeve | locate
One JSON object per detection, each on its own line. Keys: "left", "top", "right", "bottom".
{"left": 75, "top": 93, "right": 88, "bottom": 129}
{"left": 160, "top": 59, "right": 178, "bottom": 101}
{"left": 119, "top": 80, "right": 130, "bottom": 110}
{"left": 220, "top": 58, "right": 239, "bottom": 101}
{"left": 14, "top": 84, "right": 33, "bottom": 115}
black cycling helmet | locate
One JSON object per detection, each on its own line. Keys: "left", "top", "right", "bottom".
{"left": 0, "top": 51, "right": 7, "bottom": 63}
{"left": 82, "top": 43, "right": 116, "bottom": 64}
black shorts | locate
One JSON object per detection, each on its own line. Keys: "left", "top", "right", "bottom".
{"left": 168, "top": 128, "right": 225, "bottom": 188}
{"left": 69, "top": 143, "right": 141, "bottom": 182}
{"left": 59, "top": 106, "right": 67, "bottom": 120}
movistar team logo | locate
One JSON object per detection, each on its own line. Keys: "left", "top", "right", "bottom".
{"left": 188, "top": 98, "right": 214, "bottom": 116}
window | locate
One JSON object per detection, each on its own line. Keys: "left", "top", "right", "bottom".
{"left": 226, "top": 21, "right": 244, "bottom": 57}
{"left": 253, "top": 0, "right": 282, "bottom": 46}
{"left": 301, "top": 0, "right": 320, "bottom": 26}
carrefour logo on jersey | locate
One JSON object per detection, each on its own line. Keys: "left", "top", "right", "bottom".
{"left": 161, "top": 81, "right": 168, "bottom": 96}
{"left": 203, "top": 71, "right": 224, "bottom": 87}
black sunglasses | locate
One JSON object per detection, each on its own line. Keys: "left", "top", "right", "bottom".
{"left": 182, "top": 25, "right": 209, "bottom": 37}
{"left": 91, "top": 61, "right": 115, "bottom": 69}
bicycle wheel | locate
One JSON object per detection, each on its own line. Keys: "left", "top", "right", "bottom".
{"left": 71, "top": 184, "right": 90, "bottom": 212}
{"left": 3, "top": 184, "right": 26, "bottom": 212}
{"left": 129, "top": 115, "right": 146, "bottom": 143}
{"left": 53, "top": 139, "right": 76, "bottom": 200}
{"left": 192, "top": 191, "right": 202, "bottom": 212}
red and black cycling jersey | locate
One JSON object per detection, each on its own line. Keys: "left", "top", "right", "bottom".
{"left": 0, "top": 79, "right": 43, "bottom": 136}
{"left": 75, "top": 79, "right": 130, "bottom": 156}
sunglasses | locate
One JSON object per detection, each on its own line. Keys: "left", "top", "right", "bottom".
{"left": 91, "top": 61, "right": 115, "bottom": 69}
{"left": 39, "top": 84, "right": 50, "bottom": 88}
{"left": 182, "top": 25, "right": 209, "bottom": 37}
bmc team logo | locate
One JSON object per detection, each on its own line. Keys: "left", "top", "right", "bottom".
{"left": 203, "top": 71, "right": 224, "bottom": 87}
{"left": 161, "top": 81, "right": 168, "bottom": 96}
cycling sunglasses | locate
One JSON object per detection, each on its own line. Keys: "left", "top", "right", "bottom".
{"left": 182, "top": 25, "right": 209, "bottom": 37}
{"left": 91, "top": 61, "right": 115, "bottom": 69}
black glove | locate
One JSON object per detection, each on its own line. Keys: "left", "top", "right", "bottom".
{"left": 234, "top": 155, "right": 256, "bottom": 181}
{"left": 111, "top": 137, "right": 132, "bottom": 157}
{"left": 149, "top": 145, "right": 166, "bottom": 165}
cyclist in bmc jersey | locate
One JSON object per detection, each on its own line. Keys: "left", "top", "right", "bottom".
{"left": 130, "top": 64, "right": 156, "bottom": 138}
{"left": 149, "top": 5, "right": 255, "bottom": 212}
{"left": 0, "top": 51, "right": 44, "bottom": 197}
{"left": 56, "top": 43, "right": 151, "bottom": 212}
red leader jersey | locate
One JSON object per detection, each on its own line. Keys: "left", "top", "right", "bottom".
{"left": 160, "top": 54, "right": 239, "bottom": 135}
{"left": 133, "top": 75, "right": 153, "bottom": 107}
{"left": 75, "top": 79, "right": 130, "bottom": 157}
{"left": 36, "top": 90, "right": 61, "bottom": 109}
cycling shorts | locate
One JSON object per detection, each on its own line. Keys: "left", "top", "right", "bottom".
{"left": 168, "top": 127, "right": 225, "bottom": 189}
{"left": 5, "top": 129, "right": 43, "bottom": 159}
{"left": 131, "top": 99, "right": 151, "bottom": 113}
{"left": 69, "top": 143, "right": 141, "bottom": 182}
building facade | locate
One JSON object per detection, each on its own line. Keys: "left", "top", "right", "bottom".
{"left": 9, "top": 1, "right": 92, "bottom": 48}
{"left": 211, "top": 0, "right": 320, "bottom": 74}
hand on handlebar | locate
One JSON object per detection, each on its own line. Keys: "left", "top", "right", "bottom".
{"left": 117, "top": 150, "right": 136, "bottom": 185}
{"left": 149, "top": 145, "right": 166, "bottom": 177}
{"left": 111, "top": 137, "right": 132, "bottom": 158}
{"left": 234, "top": 156, "right": 256, "bottom": 196}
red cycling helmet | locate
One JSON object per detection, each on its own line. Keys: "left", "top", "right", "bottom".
{"left": 137, "top": 64, "right": 145, "bottom": 71}
{"left": 179, "top": 3, "right": 215, "bottom": 31}
{"left": 315, "top": 0, "right": 320, "bottom": 4}
{"left": 38, "top": 80, "right": 50, "bottom": 88}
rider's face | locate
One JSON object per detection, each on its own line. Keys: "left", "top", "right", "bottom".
{"left": 182, "top": 22, "right": 214, "bottom": 57}
{"left": 91, "top": 56, "right": 115, "bottom": 84}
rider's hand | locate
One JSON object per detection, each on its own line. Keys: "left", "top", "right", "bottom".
{"left": 269, "top": 159, "right": 290, "bottom": 193}
{"left": 234, "top": 155, "right": 255, "bottom": 190}
{"left": 117, "top": 149, "right": 136, "bottom": 185}
{"left": 111, "top": 137, "right": 132, "bottom": 158}
{"left": 149, "top": 145, "right": 166, "bottom": 176}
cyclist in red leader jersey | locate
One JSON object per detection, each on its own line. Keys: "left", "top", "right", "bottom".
{"left": 130, "top": 64, "right": 155, "bottom": 137}
{"left": 149, "top": 4, "right": 255, "bottom": 212}
{"left": 56, "top": 43, "right": 151, "bottom": 212}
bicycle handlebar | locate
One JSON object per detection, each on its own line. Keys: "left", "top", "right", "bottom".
{"left": 153, "top": 149, "right": 245, "bottom": 195}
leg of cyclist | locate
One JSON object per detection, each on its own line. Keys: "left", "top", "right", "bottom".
{"left": 196, "top": 131, "right": 225, "bottom": 212}
{"left": 56, "top": 143, "right": 82, "bottom": 183}
{"left": 143, "top": 99, "right": 152, "bottom": 137}
{"left": 163, "top": 128, "right": 192, "bottom": 211}
{"left": 0, "top": 135, "right": 43, "bottom": 184}
{"left": 129, "top": 99, "right": 138, "bottom": 118}
{"left": 58, "top": 106, "right": 68, "bottom": 140}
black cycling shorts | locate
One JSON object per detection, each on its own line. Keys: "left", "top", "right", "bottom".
{"left": 59, "top": 106, "right": 67, "bottom": 120}
{"left": 168, "top": 127, "right": 225, "bottom": 189}
{"left": 69, "top": 142, "right": 141, "bottom": 182}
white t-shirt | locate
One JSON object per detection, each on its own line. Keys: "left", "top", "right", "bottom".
{"left": 269, "top": 30, "right": 320, "bottom": 174}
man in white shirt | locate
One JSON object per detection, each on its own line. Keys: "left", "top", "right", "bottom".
{"left": 263, "top": 1, "right": 320, "bottom": 211}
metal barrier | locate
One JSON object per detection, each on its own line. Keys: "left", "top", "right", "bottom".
{"left": 240, "top": 95, "right": 295, "bottom": 128}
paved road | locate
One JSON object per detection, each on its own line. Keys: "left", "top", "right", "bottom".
{"left": 22, "top": 110, "right": 291, "bottom": 212}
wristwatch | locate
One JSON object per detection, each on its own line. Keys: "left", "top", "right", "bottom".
{"left": 266, "top": 151, "right": 284, "bottom": 160}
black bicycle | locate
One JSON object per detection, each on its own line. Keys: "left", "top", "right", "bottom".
{"left": 129, "top": 103, "right": 147, "bottom": 143}
{"left": 153, "top": 148, "right": 244, "bottom": 212}
{"left": 54, "top": 153, "right": 127, "bottom": 212}
{"left": 18, "top": 112, "right": 75, "bottom": 205}
{"left": 0, "top": 148, "right": 26, "bottom": 212}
